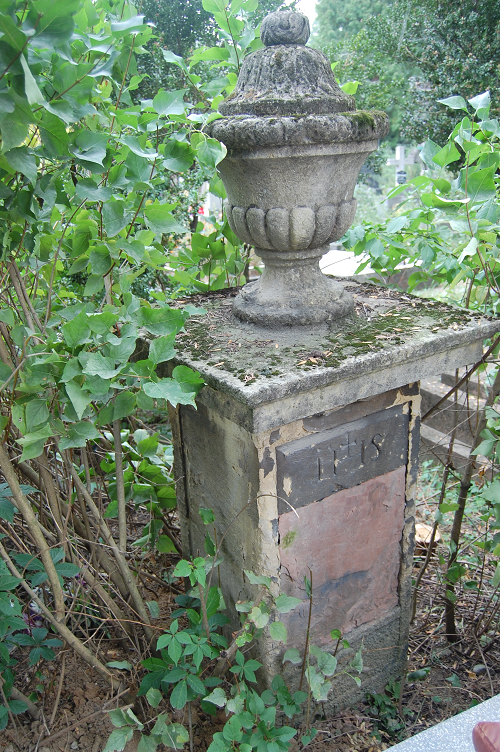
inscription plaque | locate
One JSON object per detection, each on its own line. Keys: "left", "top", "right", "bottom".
{"left": 276, "top": 405, "right": 408, "bottom": 513}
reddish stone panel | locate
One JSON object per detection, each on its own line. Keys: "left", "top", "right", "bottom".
{"left": 278, "top": 466, "right": 406, "bottom": 647}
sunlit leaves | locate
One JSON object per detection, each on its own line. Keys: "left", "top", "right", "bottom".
{"left": 153, "top": 89, "right": 186, "bottom": 117}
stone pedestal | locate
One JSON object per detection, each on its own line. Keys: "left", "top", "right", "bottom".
{"left": 167, "top": 280, "right": 497, "bottom": 709}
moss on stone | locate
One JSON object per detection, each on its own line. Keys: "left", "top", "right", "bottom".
{"left": 342, "top": 111, "right": 377, "bottom": 129}
{"left": 170, "top": 284, "right": 483, "bottom": 390}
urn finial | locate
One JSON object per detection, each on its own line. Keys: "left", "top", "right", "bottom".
{"left": 206, "top": 9, "right": 390, "bottom": 327}
{"left": 260, "top": 9, "right": 310, "bottom": 46}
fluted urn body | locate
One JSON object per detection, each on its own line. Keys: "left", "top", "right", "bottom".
{"left": 207, "top": 10, "right": 389, "bottom": 326}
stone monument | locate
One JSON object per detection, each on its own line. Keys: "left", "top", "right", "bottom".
{"left": 166, "top": 10, "right": 499, "bottom": 709}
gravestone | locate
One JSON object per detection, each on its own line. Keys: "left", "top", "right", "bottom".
{"left": 166, "top": 9, "right": 499, "bottom": 710}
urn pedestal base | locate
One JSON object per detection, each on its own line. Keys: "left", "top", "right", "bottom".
{"left": 165, "top": 282, "right": 497, "bottom": 712}
{"left": 233, "top": 246, "right": 354, "bottom": 327}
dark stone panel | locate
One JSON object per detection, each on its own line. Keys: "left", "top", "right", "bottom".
{"left": 260, "top": 446, "right": 275, "bottom": 477}
{"left": 399, "top": 382, "right": 419, "bottom": 396}
{"left": 277, "top": 405, "right": 408, "bottom": 513}
{"left": 302, "top": 388, "right": 399, "bottom": 433}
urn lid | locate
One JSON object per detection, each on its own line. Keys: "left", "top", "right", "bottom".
{"left": 219, "top": 9, "right": 355, "bottom": 117}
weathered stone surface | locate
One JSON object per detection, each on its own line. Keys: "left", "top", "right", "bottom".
{"left": 219, "top": 9, "right": 354, "bottom": 118}
{"left": 260, "top": 9, "right": 310, "bottom": 46}
{"left": 168, "top": 283, "right": 498, "bottom": 433}
{"left": 276, "top": 405, "right": 409, "bottom": 512}
{"left": 207, "top": 112, "right": 390, "bottom": 151}
{"left": 302, "top": 387, "right": 404, "bottom": 432}
{"left": 278, "top": 467, "right": 406, "bottom": 643}
{"left": 232, "top": 248, "right": 355, "bottom": 326}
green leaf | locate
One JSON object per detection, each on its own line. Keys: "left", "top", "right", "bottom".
{"left": 157, "top": 535, "right": 177, "bottom": 553}
{"left": 59, "top": 420, "right": 100, "bottom": 450}
{"left": 144, "top": 201, "right": 186, "bottom": 234}
{"left": 88, "top": 246, "right": 112, "bottom": 276}
{"left": 191, "top": 47, "right": 230, "bottom": 63}
{"left": 469, "top": 91, "right": 490, "bottom": 112}
{"left": 0, "top": 498, "right": 16, "bottom": 522}
{"left": 269, "top": 620, "right": 287, "bottom": 642}
{"left": 103, "top": 201, "right": 129, "bottom": 237}
{"left": 170, "top": 679, "right": 188, "bottom": 709}
{"left": 0, "top": 15, "right": 27, "bottom": 52}
{"left": 75, "top": 179, "right": 112, "bottom": 203}
{"left": 0, "top": 308, "right": 15, "bottom": 327}
{"left": 275, "top": 593, "right": 302, "bottom": 613}
{"left": 204, "top": 687, "right": 227, "bottom": 707}
{"left": 350, "top": 647, "right": 363, "bottom": 674}
{"left": 153, "top": 90, "right": 186, "bottom": 117}
{"left": 340, "top": 80, "right": 359, "bottom": 94}
{"left": 137, "top": 735, "right": 158, "bottom": 752}
{"left": 120, "top": 136, "right": 157, "bottom": 160}
{"left": 28, "top": 0, "right": 80, "bottom": 47}
{"left": 458, "top": 237, "right": 478, "bottom": 263}
{"left": 437, "top": 95, "right": 468, "bottom": 111}
{"left": 162, "top": 50, "right": 188, "bottom": 72}
{"left": 149, "top": 335, "right": 176, "bottom": 365}
{"left": 173, "top": 560, "right": 192, "bottom": 578}
{"left": 432, "top": 141, "right": 460, "bottom": 168}
{"left": 186, "top": 674, "right": 206, "bottom": 695}
{"left": 0, "top": 574, "right": 22, "bottom": 590}
{"left": 202, "top": 0, "right": 228, "bottom": 13}
{"left": 80, "top": 352, "right": 124, "bottom": 379}
{"left": 66, "top": 381, "right": 92, "bottom": 420}
{"left": 146, "top": 687, "right": 163, "bottom": 708}
{"left": 191, "top": 134, "right": 226, "bottom": 168}
{"left": 467, "top": 166, "right": 496, "bottom": 204}
{"left": 199, "top": 507, "right": 215, "bottom": 525}
{"left": 163, "top": 140, "right": 194, "bottom": 172}
{"left": 20, "top": 54, "right": 44, "bottom": 106}
{"left": 408, "top": 667, "right": 431, "bottom": 682}
{"left": 4, "top": 147, "right": 37, "bottom": 184}
{"left": 492, "top": 562, "right": 500, "bottom": 589}
{"left": 310, "top": 645, "right": 337, "bottom": 676}
{"left": 103, "top": 727, "right": 134, "bottom": 752}
{"left": 107, "top": 660, "right": 133, "bottom": 671}
{"left": 143, "top": 366, "right": 204, "bottom": 407}
{"left": 71, "top": 131, "right": 108, "bottom": 170}
{"left": 222, "top": 714, "right": 243, "bottom": 743}
{"left": 55, "top": 562, "right": 80, "bottom": 578}
{"left": 110, "top": 14, "right": 145, "bottom": 34}
{"left": 146, "top": 600, "right": 160, "bottom": 619}
{"left": 62, "top": 310, "right": 91, "bottom": 349}
{"left": 283, "top": 648, "right": 302, "bottom": 665}
{"left": 25, "top": 399, "right": 49, "bottom": 431}
{"left": 386, "top": 216, "right": 407, "bottom": 234}
{"left": 113, "top": 391, "right": 135, "bottom": 421}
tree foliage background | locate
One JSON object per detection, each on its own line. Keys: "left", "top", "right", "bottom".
{"left": 315, "top": 0, "right": 500, "bottom": 145}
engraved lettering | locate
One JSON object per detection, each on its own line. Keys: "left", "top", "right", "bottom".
{"left": 317, "top": 446, "right": 336, "bottom": 480}
{"left": 371, "top": 433, "right": 383, "bottom": 459}
{"left": 276, "top": 405, "right": 409, "bottom": 513}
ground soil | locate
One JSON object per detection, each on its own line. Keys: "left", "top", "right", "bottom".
{"left": 2, "top": 465, "right": 499, "bottom": 752}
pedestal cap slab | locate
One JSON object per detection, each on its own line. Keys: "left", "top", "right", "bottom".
{"left": 165, "top": 281, "right": 498, "bottom": 433}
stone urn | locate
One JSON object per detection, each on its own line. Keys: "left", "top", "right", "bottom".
{"left": 207, "top": 9, "right": 389, "bottom": 326}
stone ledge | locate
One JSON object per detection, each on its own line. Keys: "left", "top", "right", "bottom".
{"left": 388, "top": 693, "right": 500, "bottom": 751}
{"left": 169, "top": 281, "right": 498, "bottom": 427}
{"left": 207, "top": 111, "right": 389, "bottom": 150}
